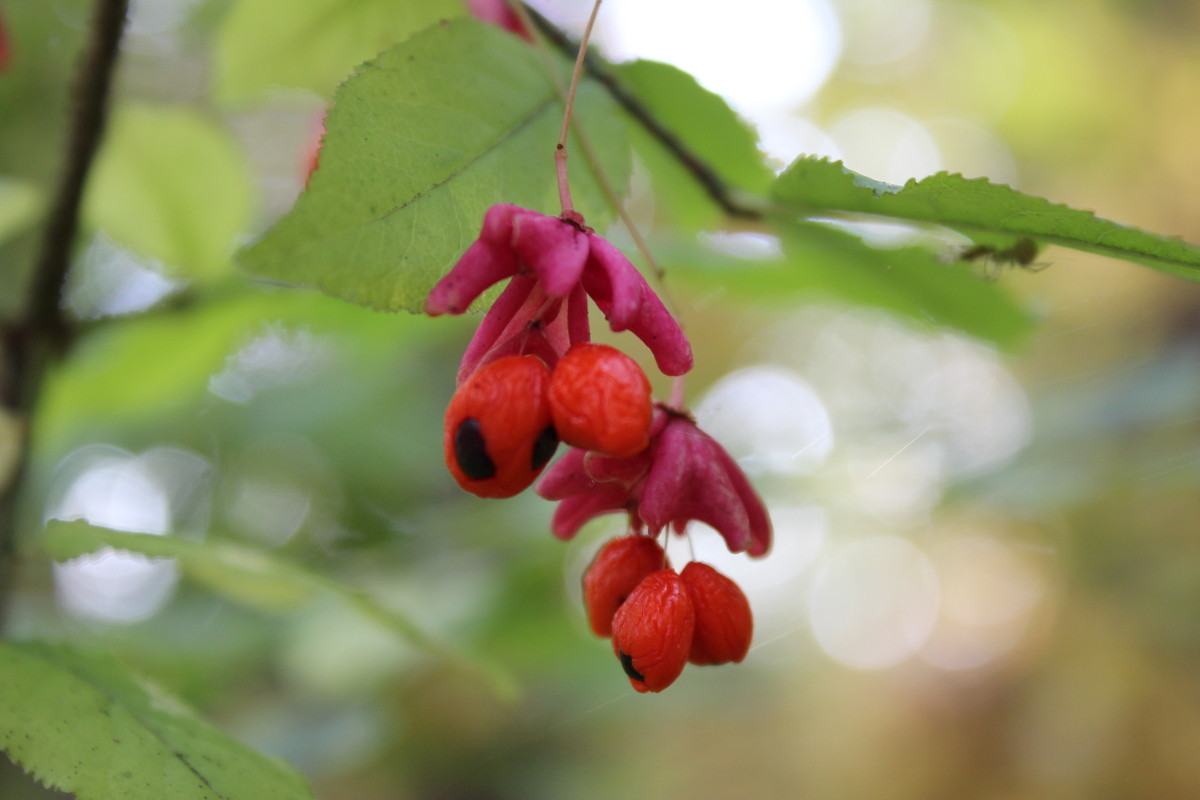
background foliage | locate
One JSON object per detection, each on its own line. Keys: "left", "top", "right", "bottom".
{"left": 3, "top": 0, "right": 1200, "bottom": 798}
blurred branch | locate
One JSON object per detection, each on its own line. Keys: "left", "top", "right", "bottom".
{"left": 0, "top": 0, "right": 130, "bottom": 629}
{"left": 523, "top": 5, "right": 763, "bottom": 221}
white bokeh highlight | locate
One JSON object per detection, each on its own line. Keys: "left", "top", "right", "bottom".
{"left": 49, "top": 446, "right": 209, "bottom": 624}
{"left": 209, "top": 323, "right": 333, "bottom": 404}
{"left": 809, "top": 535, "right": 940, "bottom": 670}
{"left": 66, "top": 234, "right": 182, "bottom": 319}
{"left": 922, "top": 533, "right": 1046, "bottom": 671}
{"left": 601, "top": 0, "right": 842, "bottom": 112}
{"left": 695, "top": 365, "right": 834, "bottom": 475}
{"left": 829, "top": 107, "right": 942, "bottom": 185}
{"left": 839, "top": 0, "right": 933, "bottom": 67}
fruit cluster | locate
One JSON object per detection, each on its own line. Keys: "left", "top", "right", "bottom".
{"left": 585, "top": 536, "right": 752, "bottom": 692}
{"left": 426, "top": 204, "right": 770, "bottom": 692}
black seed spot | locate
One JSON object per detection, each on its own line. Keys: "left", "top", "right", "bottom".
{"left": 618, "top": 650, "right": 645, "bottom": 682}
{"left": 455, "top": 418, "right": 496, "bottom": 480}
{"left": 531, "top": 425, "right": 558, "bottom": 471}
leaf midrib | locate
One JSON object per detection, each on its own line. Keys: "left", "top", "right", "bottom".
{"left": 370, "top": 92, "right": 558, "bottom": 227}
{"left": 270, "top": 90, "right": 559, "bottom": 259}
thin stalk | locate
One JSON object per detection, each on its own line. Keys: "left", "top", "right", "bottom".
{"left": 554, "top": 0, "right": 603, "bottom": 217}
{"left": 525, "top": 5, "right": 762, "bottom": 221}
{"left": 512, "top": 2, "right": 671, "bottom": 286}
{"left": 510, "top": 0, "right": 687, "bottom": 390}
{"left": 668, "top": 375, "right": 686, "bottom": 411}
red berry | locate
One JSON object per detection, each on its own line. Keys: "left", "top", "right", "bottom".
{"left": 680, "top": 562, "right": 753, "bottom": 666}
{"left": 443, "top": 355, "right": 558, "bottom": 498}
{"left": 582, "top": 535, "right": 668, "bottom": 637}
{"left": 549, "top": 343, "right": 652, "bottom": 458}
{"left": 611, "top": 569, "right": 695, "bottom": 693}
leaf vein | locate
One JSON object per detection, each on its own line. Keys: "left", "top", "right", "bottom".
{"left": 367, "top": 94, "right": 558, "bottom": 228}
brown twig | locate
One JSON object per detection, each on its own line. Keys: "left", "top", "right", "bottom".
{"left": 0, "top": 0, "right": 130, "bottom": 629}
{"left": 28, "top": 0, "right": 129, "bottom": 342}
{"left": 524, "top": 6, "right": 762, "bottom": 221}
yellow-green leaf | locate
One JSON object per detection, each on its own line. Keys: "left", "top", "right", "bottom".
{"left": 239, "top": 20, "right": 630, "bottom": 313}
{"left": 84, "top": 105, "right": 254, "bottom": 280}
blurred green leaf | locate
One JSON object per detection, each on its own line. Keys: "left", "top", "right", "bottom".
{"left": 239, "top": 19, "right": 630, "bottom": 313}
{"left": 614, "top": 59, "right": 771, "bottom": 229}
{"left": 773, "top": 157, "right": 1200, "bottom": 279}
{"left": 214, "top": 0, "right": 466, "bottom": 102}
{"left": 664, "top": 218, "right": 1032, "bottom": 346}
{"left": 38, "top": 288, "right": 414, "bottom": 447}
{"left": 965, "top": 345, "right": 1200, "bottom": 512}
{"left": 38, "top": 294, "right": 267, "bottom": 445}
{"left": 83, "top": 105, "right": 253, "bottom": 280}
{"left": 0, "top": 639, "right": 315, "bottom": 800}
{"left": 0, "top": 178, "right": 40, "bottom": 246}
{"left": 41, "top": 521, "right": 517, "bottom": 700}
{"left": 44, "top": 521, "right": 316, "bottom": 611}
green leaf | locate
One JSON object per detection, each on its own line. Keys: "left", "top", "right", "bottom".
{"left": 0, "top": 639, "right": 314, "bottom": 800}
{"left": 0, "top": 178, "right": 41, "bottom": 246}
{"left": 41, "top": 521, "right": 516, "bottom": 700}
{"left": 773, "top": 157, "right": 1200, "bottom": 280}
{"left": 239, "top": 19, "right": 631, "bottom": 313}
{"left": 84, "top": 105, "right": 254, "bottom": 280}
{"left": 215, "top": 0, "right": 466, "bottom": 102}
{"left": 37, "top": 289, "right": 412, "bottom": 448}
{"left": 664, "top": 218, "right": 1032, "bottom": 347}
{"left": 38, "top": 294, "right": 268, "bottom": 445}
{"left": 614, "top": 59, "right": 771, "bottom": 229}
{"left": 44, "top": 521, "right": 316, "bottom": 611}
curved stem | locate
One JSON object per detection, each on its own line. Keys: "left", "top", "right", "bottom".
{"left": 554, "top": 0, "right": 603, "bottom": 217}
